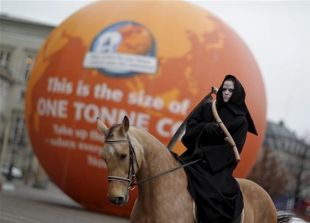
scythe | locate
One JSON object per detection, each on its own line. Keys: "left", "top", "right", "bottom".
{"left": 167, "top": 86, "right": 241, "bottom": 162}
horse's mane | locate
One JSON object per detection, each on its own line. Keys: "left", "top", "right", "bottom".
{"left": 130, "top": 126, "right": 165, "bottom": 147}
{"left": 129, "top": 126, "right": 181, "bottom": 162}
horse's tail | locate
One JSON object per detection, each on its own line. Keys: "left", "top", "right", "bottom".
{"left": 277, "top": 212, "right": 293, "bottom": 223}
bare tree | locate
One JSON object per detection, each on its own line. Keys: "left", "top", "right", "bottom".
{"left": 248, "top": 147, "right": 291, "bottom": 199}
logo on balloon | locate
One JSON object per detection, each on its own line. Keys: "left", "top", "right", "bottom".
{"left": 83, "top": 21, "right": 157, "bottom": 77}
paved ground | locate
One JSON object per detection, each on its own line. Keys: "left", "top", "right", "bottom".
{"left": 0, "top": 180, "right": 129, "bottom": 223}
{"left": 1, "top": 180, "right": 307, "bottom": 223}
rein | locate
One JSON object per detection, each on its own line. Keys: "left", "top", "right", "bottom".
{"left": 105, "top": 136, "right": 200, "bottom": 190}
{"left": 137, "top": 158, "right": 200, "bottom": 186}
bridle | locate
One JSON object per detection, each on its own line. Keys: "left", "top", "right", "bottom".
{"left": 105, "top": 135, "right": 139, "bottom": 191}
{"left": 105, "top": 134, "right": 200, "bottom": 193}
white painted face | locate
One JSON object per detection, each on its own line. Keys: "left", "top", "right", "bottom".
{"left": 222, "top": 80, "right": 234, "bottom": 102}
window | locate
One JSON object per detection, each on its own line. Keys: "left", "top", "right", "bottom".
{"left": 9, "top": 114, "right": 27, "bottom": 147}
{"left": 0, "top": 79, "right": 9, "bottom": 113}
{"left": 20, "top": 89, "right": 25, "bottom": 101}
{"left": 0, "top": 49, "right": 11, "bottom": 68}
{"left": 24, "top": 55, "right": 35, "bottom": 80}
{"left": 0, "top": 114, "right": 5, "bottom": 142}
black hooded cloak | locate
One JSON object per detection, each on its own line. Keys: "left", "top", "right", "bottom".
{"left": 180, "top": 75, "right": 257, "bottom": 223}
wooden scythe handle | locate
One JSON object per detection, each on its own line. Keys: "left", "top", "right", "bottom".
{"left": 211, "top": 99, "right": 241, "bottom": 162}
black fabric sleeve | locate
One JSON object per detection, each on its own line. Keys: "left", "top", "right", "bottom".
{"left": 181, "top": 104, "right": 205, "bottom": 150}
{"left": 182, "top": 102, "right": 221, "bottom": 150}
{"left": 232, "top": 119, "right": 248, "bottom": 153}
{"left": 225, "top": 116, "right": 247, "bottom": 133}
{"left": 200, "top": 117, "right": 249, "bottom": 173}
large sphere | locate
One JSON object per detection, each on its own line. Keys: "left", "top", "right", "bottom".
{"left": 25, "top": 0, "right": 266, "bottom": 217}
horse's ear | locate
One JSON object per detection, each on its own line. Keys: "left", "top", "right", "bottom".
{"left": 97, "top": 117, "right": 108, "bottom": 135}
{"left": 120, "top": 115, "right": 130, "bottom": 134}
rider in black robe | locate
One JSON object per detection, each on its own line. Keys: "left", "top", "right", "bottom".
{"left": 180, "top": 75, "right": 257, "bottom": 223}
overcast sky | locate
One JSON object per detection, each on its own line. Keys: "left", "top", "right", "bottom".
{"left": 1, "top": 0, "right": 310, "bottom": 139}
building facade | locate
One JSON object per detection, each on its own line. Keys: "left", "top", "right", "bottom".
{"left": 263, "top": 120, "right": 310, "bottom": 211}
{"left": 0, "top": 13, "right": 54, "bottom": 185}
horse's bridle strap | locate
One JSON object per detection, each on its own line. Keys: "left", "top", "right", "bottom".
{"left": 105, "top": 139, "right": 128, "bottom": 143}
{"left": 107, "top": 176, "right": 131, "bottom": 183}
{"left": 105, "top": 136, "right": 139, "bottom": 190}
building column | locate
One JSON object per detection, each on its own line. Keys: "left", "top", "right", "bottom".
{"left": 0, "top": 115, "right": 12, "bottom": 188}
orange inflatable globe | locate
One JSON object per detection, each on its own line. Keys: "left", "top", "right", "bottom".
{"left": 25, "top": 0, "right": 266, "bottom": 217}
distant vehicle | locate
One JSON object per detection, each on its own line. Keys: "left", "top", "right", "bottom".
{"left": 295, "top": 199, "right": 310, "bottom": 222}
{"left": 290, "top": 216, "right": 308, "bottom": 222}
{"left": 278, "top": 210, "right": 308, "bottom": 223}
{"left": 1, "top": 164, "right": 23, "bottom": 179}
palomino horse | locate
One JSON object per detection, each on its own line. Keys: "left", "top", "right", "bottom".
{"left": 97, "top": 116, "right": 281, "bottom": 223}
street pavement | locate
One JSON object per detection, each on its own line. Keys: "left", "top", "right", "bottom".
{"left": 0, "top": 180, "right": 130, "bottom": 223}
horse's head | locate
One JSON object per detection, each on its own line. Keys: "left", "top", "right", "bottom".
{"left": 97, "top": 116, "right": 141, "bottom": 206}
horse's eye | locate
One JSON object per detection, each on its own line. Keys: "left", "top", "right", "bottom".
{"left": 119, "top": 154, "right": 127, "bottom": 160}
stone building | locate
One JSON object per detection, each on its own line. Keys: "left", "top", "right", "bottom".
{"left": 0, "top": 13, "right": 54, "bottom": 186}
{"left": 265, "top": 121, "right": 309, "bottom": 196}
{"left": 253, "top": 120, "right": 310, "bottom": 211}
